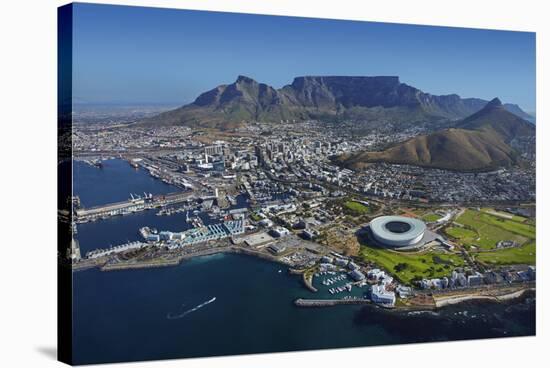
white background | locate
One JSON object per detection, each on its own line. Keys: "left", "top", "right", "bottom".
{"left": 0, "top": 0, "right": 547, "bottom": 367}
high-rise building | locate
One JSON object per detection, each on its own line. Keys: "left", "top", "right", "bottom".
{"left": 205, "top": 145, "right": 223, "bottom": 156}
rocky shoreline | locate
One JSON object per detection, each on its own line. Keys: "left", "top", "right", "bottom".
{"left": 293, "top": 286, "right": 534, "bottom": 312}
{"left": 432, "top": 287, "right": 534, "bottom": 308}
{"left": 72, "top": 244, "right": 295, "bottom": 273}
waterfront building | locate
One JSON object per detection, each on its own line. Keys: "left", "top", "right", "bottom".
{"left": 396, "top": 285, "right": 413, "bottom": 298}
{"left": 270, "top": 226, "right": 290, "bottom": 238}
{"left": 517, "top": 270, "right": 531, "bottom": 282}
{"left": 451, "top": 271, "right": 468, "bottom": 287}
{"left": 268, "top": 243, "right": 286, "bottom": 255}
{"left": 367, "top": 268, "right": 386, "bottom": 281}
{"left": 172, "top": 233, "right": 185, "bottom": 240}
{"left": 86, "top": 241, "right": 146, "bottom": 259}
{"left": 159, "top": 231, "right": 174, "bottom": 241}
{"left": 503, "top": 271, "right": 514, "bottom": 283}
{"left": 243, "top": 232, "right": 275, "bottom": 248}
{"left": 468, "top": 272, "right": 484, "bottom": 287}
{"left": 421, "top": 278, "right": 445, "bottom": 289}
{"left": 335, "top": 258, "right": 349, "bottom": 267}
{"left": 380, "top": 275, "right": 393, "bottom": 286}
{"left": 371, "top": 284, "right": 396, "bottom": 306}
{"left": 350, "top": 269, "right": 366, "bottom": 281}
{"left": 319, "top": 263, "right": 337, "bottom": 272}
{"left": 146, "top": 234, "right": 161, "bottom": 242}
{"left": 483, "top": 271, "right": 504, "bottom": 284}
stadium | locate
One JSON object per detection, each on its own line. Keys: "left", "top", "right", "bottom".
{"left": 369, "top": 216, "right": 427, "bottom": 248}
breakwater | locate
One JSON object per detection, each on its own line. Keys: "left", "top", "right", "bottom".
{"left": 74, "top": 244, "right": 297, "bottom": 273}
{"left": 101, "top": 258, "right": 181, "bottom": 271}
{"left": 303, "top": 273, "right": 318, "bottom": 292}
{"left": 75, "top": 191, "right": 192, "bottom": 223}
{"left": 294, "top": 298, "right": 372, "bottom": 307}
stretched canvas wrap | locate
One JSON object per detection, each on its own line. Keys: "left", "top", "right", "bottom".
{"left": 58, "top": 2, "right": 536, "bottom": 365}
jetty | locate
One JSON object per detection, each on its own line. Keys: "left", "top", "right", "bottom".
{"left": 294, "top": 298, "right": 372, "bottom": 307}
{"left": 74, "top": 191, "right": 193, "bottom": 223}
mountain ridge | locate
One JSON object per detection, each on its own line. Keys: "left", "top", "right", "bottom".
{"left": 138, "top": 75, "right": 534, "bottom": 129}
{"left": 334, "top": 98, "right": 534, "bottom": 172}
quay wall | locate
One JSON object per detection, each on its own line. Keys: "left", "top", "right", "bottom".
{"left": 75, "top": 191, "right": 192, "bottom": 219}
{"left": 294, "top": 298, "right": 371, "bottom": 307}
{"left": 303, "top": 273, "right": 318, "bottom": 293}
{"left": 84, "top": 245, "right": 296, "bottom": 273}
{"left": 100, "top": 259, "right": 181, "bottom": 271}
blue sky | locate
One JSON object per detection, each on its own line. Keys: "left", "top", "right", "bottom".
{"left": 72, "top": 3, "right": 536, "bottom": 112}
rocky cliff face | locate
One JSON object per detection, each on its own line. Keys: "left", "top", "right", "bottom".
{"left": 139, "top": 75, "right": 533, "bottom": 129}
{"left": 283, "top": 76, "right": 415, "bottom": 108}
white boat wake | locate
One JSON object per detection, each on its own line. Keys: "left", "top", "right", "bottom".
{"left": 167, "top": 297, "right": 216, "bottom": 320}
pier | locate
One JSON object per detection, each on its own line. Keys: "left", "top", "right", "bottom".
{"left": 74, "top": 191, "right": 194, "bottom": 223}
{"left": 294, "top": 298, "right": 372, "bottom": 307}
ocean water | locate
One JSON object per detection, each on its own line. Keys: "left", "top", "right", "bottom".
{"left": 73, "top": 159, "right": 181, "bottom": 207}
{"left": 71, "top": 159, "right": 536, "bottom": 365}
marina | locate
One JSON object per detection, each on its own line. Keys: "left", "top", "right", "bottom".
{"left": 313, "top": 271, "right": 370, "bottom": 299}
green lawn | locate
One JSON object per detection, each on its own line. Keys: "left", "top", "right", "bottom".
{"left": 475, "top": 242, "right": 536, "bottom": 266}
{"left": 452, "top": 209, "right": 535, "bottom": 250}
{"left": 360, "top": 245, "right": 465, "bottom": 285}
{"left": 482, "top": 214, "right": 535, "bottom": 239}
{"left": 481, "top": 208, "right": 528, "bottom": 223}
{"left": 451, "top": 209, "right": 536, "bottom": 266}
{"left": 445, "top": 226, "right": 478, "bottom": 243}
{"left": 343, "top": 200, "right": 371, "bottom": 215}
{"left": 249, "top": 212, "right": 262, "bottom": 221}
{"left": 422, "top": 213, "right": 440, "bottom": 222}
{"left": 407, "top": 208, "right": 428, "bottom": 217}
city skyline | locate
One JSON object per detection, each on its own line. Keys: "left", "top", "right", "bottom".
{"left": 72, "top": 3, "right": 536, "bottom": 112}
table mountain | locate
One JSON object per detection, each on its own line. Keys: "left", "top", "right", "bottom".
{"left": 138, "top": 75, "right": 533, "bottom": 129}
